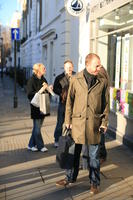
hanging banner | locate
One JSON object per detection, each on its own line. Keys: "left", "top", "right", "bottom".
{"left": 115, "top": 36, "right": 121, "bottom": 89}
{"left": 122, "top": 33, "right": 130, "bottom": 89}
{"left": 65, "top": 0, "right": 87, "bottom": 17}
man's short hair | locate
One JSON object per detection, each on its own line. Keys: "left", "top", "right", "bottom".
{"left": 32, "top": 63, "right": 45, "bottom": 74}
{"left": 64, "top": 60, "right": 73, "bottom": 67}
{"left": 85, "top": 53, "right": 100, "bottom": 66}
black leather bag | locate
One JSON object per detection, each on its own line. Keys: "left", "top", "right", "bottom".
{"left": 56, "top": 128, "right": 75, "bottom": 169}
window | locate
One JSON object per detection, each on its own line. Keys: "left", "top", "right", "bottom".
{"left": 96, "top": 3, "right": 133, "bottom": 91}
{"left": 39, "top": 0, "right": 42, "bottom": 28}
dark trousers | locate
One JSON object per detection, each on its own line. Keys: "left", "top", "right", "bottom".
{"left": 54, "top": 102, "right": 65, "bottom": 142}
{"left": 66, "top": 144, "right": 82, "bottom": 182}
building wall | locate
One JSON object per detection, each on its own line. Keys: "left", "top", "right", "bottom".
{"left": 20, "top": 0, "right": 90, "bottom": 85}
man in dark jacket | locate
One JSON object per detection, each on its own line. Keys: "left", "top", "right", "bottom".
{"left": 53, "top": 60, "right": 75, "bottom": 147}
{"left": 27, "top": 63, "right": 49, "bottom": 152}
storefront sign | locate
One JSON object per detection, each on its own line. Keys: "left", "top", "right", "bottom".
{"left": 65, "top": 0, "right": 87, "bottom": 17}
{"left": 91, "top": 0, "right": 114, "bottom": 12}
{"left": 115, "top": 36, "right": 121, "bottom": 89}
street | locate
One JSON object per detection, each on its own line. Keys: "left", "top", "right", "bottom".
{"left": 0, "top": 75, "right": 133, "bottom": 200}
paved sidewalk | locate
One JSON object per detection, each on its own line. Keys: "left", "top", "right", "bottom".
{"left": 0, "top": 75, "right": 133, "bottom": 200}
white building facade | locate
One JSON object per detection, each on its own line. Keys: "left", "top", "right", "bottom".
{"left": 20, "top": 0, "right": 90, "bottom": 84}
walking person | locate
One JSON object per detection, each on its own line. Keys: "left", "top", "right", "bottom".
{"left": 80, "top": 66, "right": 109, "bottom": 168}
{"left": 27, "top": 63, "right": 50, "bottom": 152}
{"left": 56, "top": 53, "right": 109, "bottom": 195}
{"left": 53, "top": 60, "right": 75, "bottom": 147}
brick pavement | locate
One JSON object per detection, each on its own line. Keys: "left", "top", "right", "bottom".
{"left": 0, "top": 75, "right": 133, "bottom": 200}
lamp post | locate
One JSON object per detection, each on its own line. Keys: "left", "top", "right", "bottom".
{"left": 0, "top": 37, "right": 3, "bottom": 78}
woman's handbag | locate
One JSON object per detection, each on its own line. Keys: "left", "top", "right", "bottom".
{"left": 56, "top": 128, "right": 75, "bottom": 169}
{"left": 31, "top": 92, "right": 40, "bottom": 107}
{"left": 30, "top": 85, "right": 54, "bottom": 112}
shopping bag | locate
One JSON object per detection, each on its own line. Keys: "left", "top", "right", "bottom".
{"left": 56, "top": 128, "right": 75, "bottom": 169}
{"left": 31, "top": 92, "right": 40, "bottom": 107}
{"left": 39, "top": 93, "right": 50, "bottom": 115}
{"left": 31, "top": 92, "right": 50, "bottom": 115}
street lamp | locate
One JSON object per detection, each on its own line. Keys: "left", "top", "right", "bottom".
{"left": 0, "top": 37, "right": 3, "bottom": 78}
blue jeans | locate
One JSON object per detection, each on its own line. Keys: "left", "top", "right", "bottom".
{"left": 81, "top": 144, "right": 89, "bottom": 170}
{"left": 54, "top": 102, "right": 65, "bottom": 142}
{"left": 28, "top": 118, "right": 44, "bottom": 150}
{"left": 66, "top": 144, "right": 100, "bottom": 186}
{"left": 66, "top": 144, "right": 82, "bottom": 182}
{"left": 89, "top": 144, "right": 100, "bottom": 186}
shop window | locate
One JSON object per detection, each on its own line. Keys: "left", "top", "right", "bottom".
{"left": 93, "top": 2, "right": 133, "bottom": 117}
{"left": 96, "top": 3, "right": 133, "bottom": 91}
{"left": 98, "top": 3, "right": 133, "bottom": 35}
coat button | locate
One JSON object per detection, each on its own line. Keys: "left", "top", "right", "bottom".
{"left": 87, "top": 105, "right": 89, "bottom": 107}
{"left": 86, "top": 118, "right": 88, "bottom": 120}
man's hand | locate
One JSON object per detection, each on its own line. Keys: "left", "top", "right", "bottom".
{"left": 99, "top": 126, "right": 107, "bottom": 134}
{"left": 48, "top": 85, "right": 53, "bottom": 90}
{"left": 66, "top": 124, "right": 72, "bottom": 129}
{"left": 47, "top": 85, "right": 55, "bottom": 96}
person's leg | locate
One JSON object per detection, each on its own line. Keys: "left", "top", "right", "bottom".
{"left": 28, "top": 119, "right": 36, "bottom": 148}
{"left": 80, "top": 144, "right": 89, "bottom": 170}
{"left": 65, "top": 143, "right": 82, "bottom": 182}
{"left": 72, "top": 144, "right": 82, "bottom": 181}
{"left": 54, "top": 102, "right": 65, "bottom": 143}
{"left": 56, "top": 143, "right": 75, "bottom": 186}
{"left": 33, "top": 118, "right": 45, "bottom": 150}
{"left": 89, "top": 144, "right": 100, "bottom": 194}
{"left": 56, "top": 143, "right": 82, "bottom": 186}
{"left": 65, "top": 143, "right": 75, "bottom": 182}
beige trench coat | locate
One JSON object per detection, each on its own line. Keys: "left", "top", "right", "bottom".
{"left": 65, "top": 70, "right": 109, "bottom": 145}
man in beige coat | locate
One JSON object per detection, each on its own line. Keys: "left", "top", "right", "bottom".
{"left": 56, "top": 53, "right": 109, "bottom": 194}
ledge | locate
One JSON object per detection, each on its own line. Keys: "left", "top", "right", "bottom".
{"left": 107, "top": 127, "right": 133, "bottom": 151}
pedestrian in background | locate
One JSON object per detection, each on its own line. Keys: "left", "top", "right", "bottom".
{"left": 53, "top": 60, "right": 75, "bottom": 148}
{"left": 27, "top": 63, "right": 49, "bottom": 152}
{"left": 56, "top": 53, "right": 109, "bottom": 195}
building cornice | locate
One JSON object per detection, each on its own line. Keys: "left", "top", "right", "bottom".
{"left": 40, "top": 29, "right": 56, "bottom": 40}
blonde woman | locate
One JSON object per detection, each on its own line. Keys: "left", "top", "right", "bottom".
{"left": 27, "top": 63, "right": 49, "bottom": 152}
